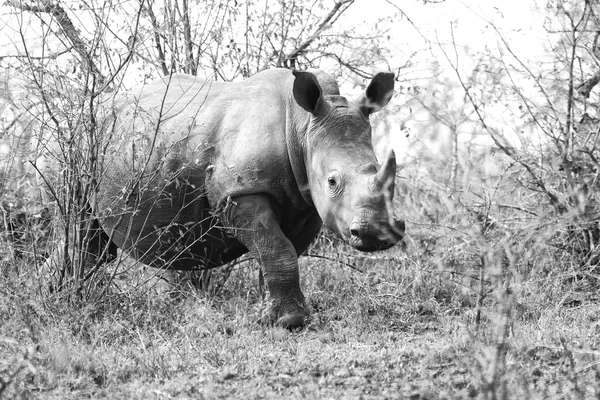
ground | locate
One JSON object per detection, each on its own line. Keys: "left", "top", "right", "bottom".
{"left": 1, "top": 239, "right": 599, "bottom": 399}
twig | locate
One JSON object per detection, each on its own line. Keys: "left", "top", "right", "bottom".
{"left": 576, "top": 69, "right": 600, "bottom": 98}
{"left": 475, "top": 254, "right": 486, "bottom": 329}
{"left": 28, "top": 161, "right": 65, "bottom": 218}
{"left": 305, "top": 252, "right": 365, "bottom": 273}
{"left": 285, "top": 0, "right": 354, "bottom": 66}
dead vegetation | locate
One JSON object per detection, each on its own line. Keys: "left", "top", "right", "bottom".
{"left": 1, "top": 205, "right": 599, "bottom": 399}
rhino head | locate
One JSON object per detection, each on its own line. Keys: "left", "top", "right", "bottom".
{"left": 293, "top": 70, "right": 405, "bottom": 252}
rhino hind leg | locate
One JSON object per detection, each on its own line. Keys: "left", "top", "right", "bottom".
{"left": 86, "top": 218, "right": 118, "bottom": 264}
{"left": 224, "top": 194, "right": 309, "bottom": 329}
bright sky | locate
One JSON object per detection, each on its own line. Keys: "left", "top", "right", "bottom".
{"left": 343, "top": 0, "right": 546, "bottom": 73}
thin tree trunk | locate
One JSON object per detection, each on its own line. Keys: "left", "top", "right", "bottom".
{"left": 181, "top": 0, "right": 196, "bottom": 75}
{"left": 146, "top": 1, "right": 169, "bottom": 76}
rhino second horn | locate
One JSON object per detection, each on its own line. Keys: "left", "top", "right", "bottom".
{"left": 371, "top": 149, "right": 397, "bottom": 194}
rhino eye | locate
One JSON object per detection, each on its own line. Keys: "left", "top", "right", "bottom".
{"left": 326, "top": 172, "right": 342, "bottom": 196}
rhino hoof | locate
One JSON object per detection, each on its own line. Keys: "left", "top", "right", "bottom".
{"left": 258, "top": 310, "right": 308, "bottom": 330}
{"left": 277, "top": 313, "right": 308, "bottom": 330}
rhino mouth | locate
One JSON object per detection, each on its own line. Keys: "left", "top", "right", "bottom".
{"left": 348, "top": 236, "right": 398, "bottom": 253}
{"left": 347, "top": 231, "right": 404, "bottom": 252}
{"left": 346, "top": 220, "right": 405, "bottom": 252}
{"left": 350, "top": 238, "right": 396, "bottom": 252}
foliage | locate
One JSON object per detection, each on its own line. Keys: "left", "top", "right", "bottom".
{"left": 417, "top": 0, "right": 600, "bottom": 269}
{"left": 1, "top": 0, "right": 600, "bottom": 398}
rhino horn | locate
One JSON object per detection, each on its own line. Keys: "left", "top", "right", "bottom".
{"left": 371, "top": 149, "right": 397, "bottom": 194}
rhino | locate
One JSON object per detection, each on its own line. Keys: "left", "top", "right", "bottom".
{"left": 90, "top": 68, "right": 404, "bottom": 328}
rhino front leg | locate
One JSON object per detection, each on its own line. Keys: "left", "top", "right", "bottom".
{"left": 224, "top": 194, "right": 309, "bottom": 329}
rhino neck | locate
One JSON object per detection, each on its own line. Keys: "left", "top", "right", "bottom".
{"left": 285, "top": 104, "right": 315, "bottom": 208}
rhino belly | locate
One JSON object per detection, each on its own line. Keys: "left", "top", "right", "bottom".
{"left": 99, "top": 181, "right": 246, "bottom": 271}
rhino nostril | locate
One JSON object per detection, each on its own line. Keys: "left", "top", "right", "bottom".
{"left": 350, "top": 221, "right": 362, "bottom": 238}
{"left": 395, "top": 219, "right": 406, "bottom": 233}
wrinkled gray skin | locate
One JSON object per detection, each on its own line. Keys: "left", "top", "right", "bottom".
{"left": 94, "top": 68, "right": 404, "bottom": 328}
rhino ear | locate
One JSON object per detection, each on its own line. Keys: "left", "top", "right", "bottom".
{"left": 358, "top": 72, "right": 395, "bottom": 116}
{"left": 292, "top": 70, "right": 328, "bottom": 116}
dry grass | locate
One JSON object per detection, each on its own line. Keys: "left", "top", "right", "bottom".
{"left": 1, "top": 232, "right": 599, "bottom": 400}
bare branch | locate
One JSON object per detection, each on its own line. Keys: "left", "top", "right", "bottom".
{"left": 576, "top": 69, "right": 600, "bottom": 98}
{"left": 321, "top": 52, "right": 373, "bottom": 78}
{"left": 383, "top": 0, "right": 431, "bottom": 44}
{"left": 0, "top": 47, "right": 73, "bottom": 61}
{"left": 7, "top": 0, "right": 107, "bottom": 86}
{"left": 285, "top": 0, "right": 354, "bottom": 67}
